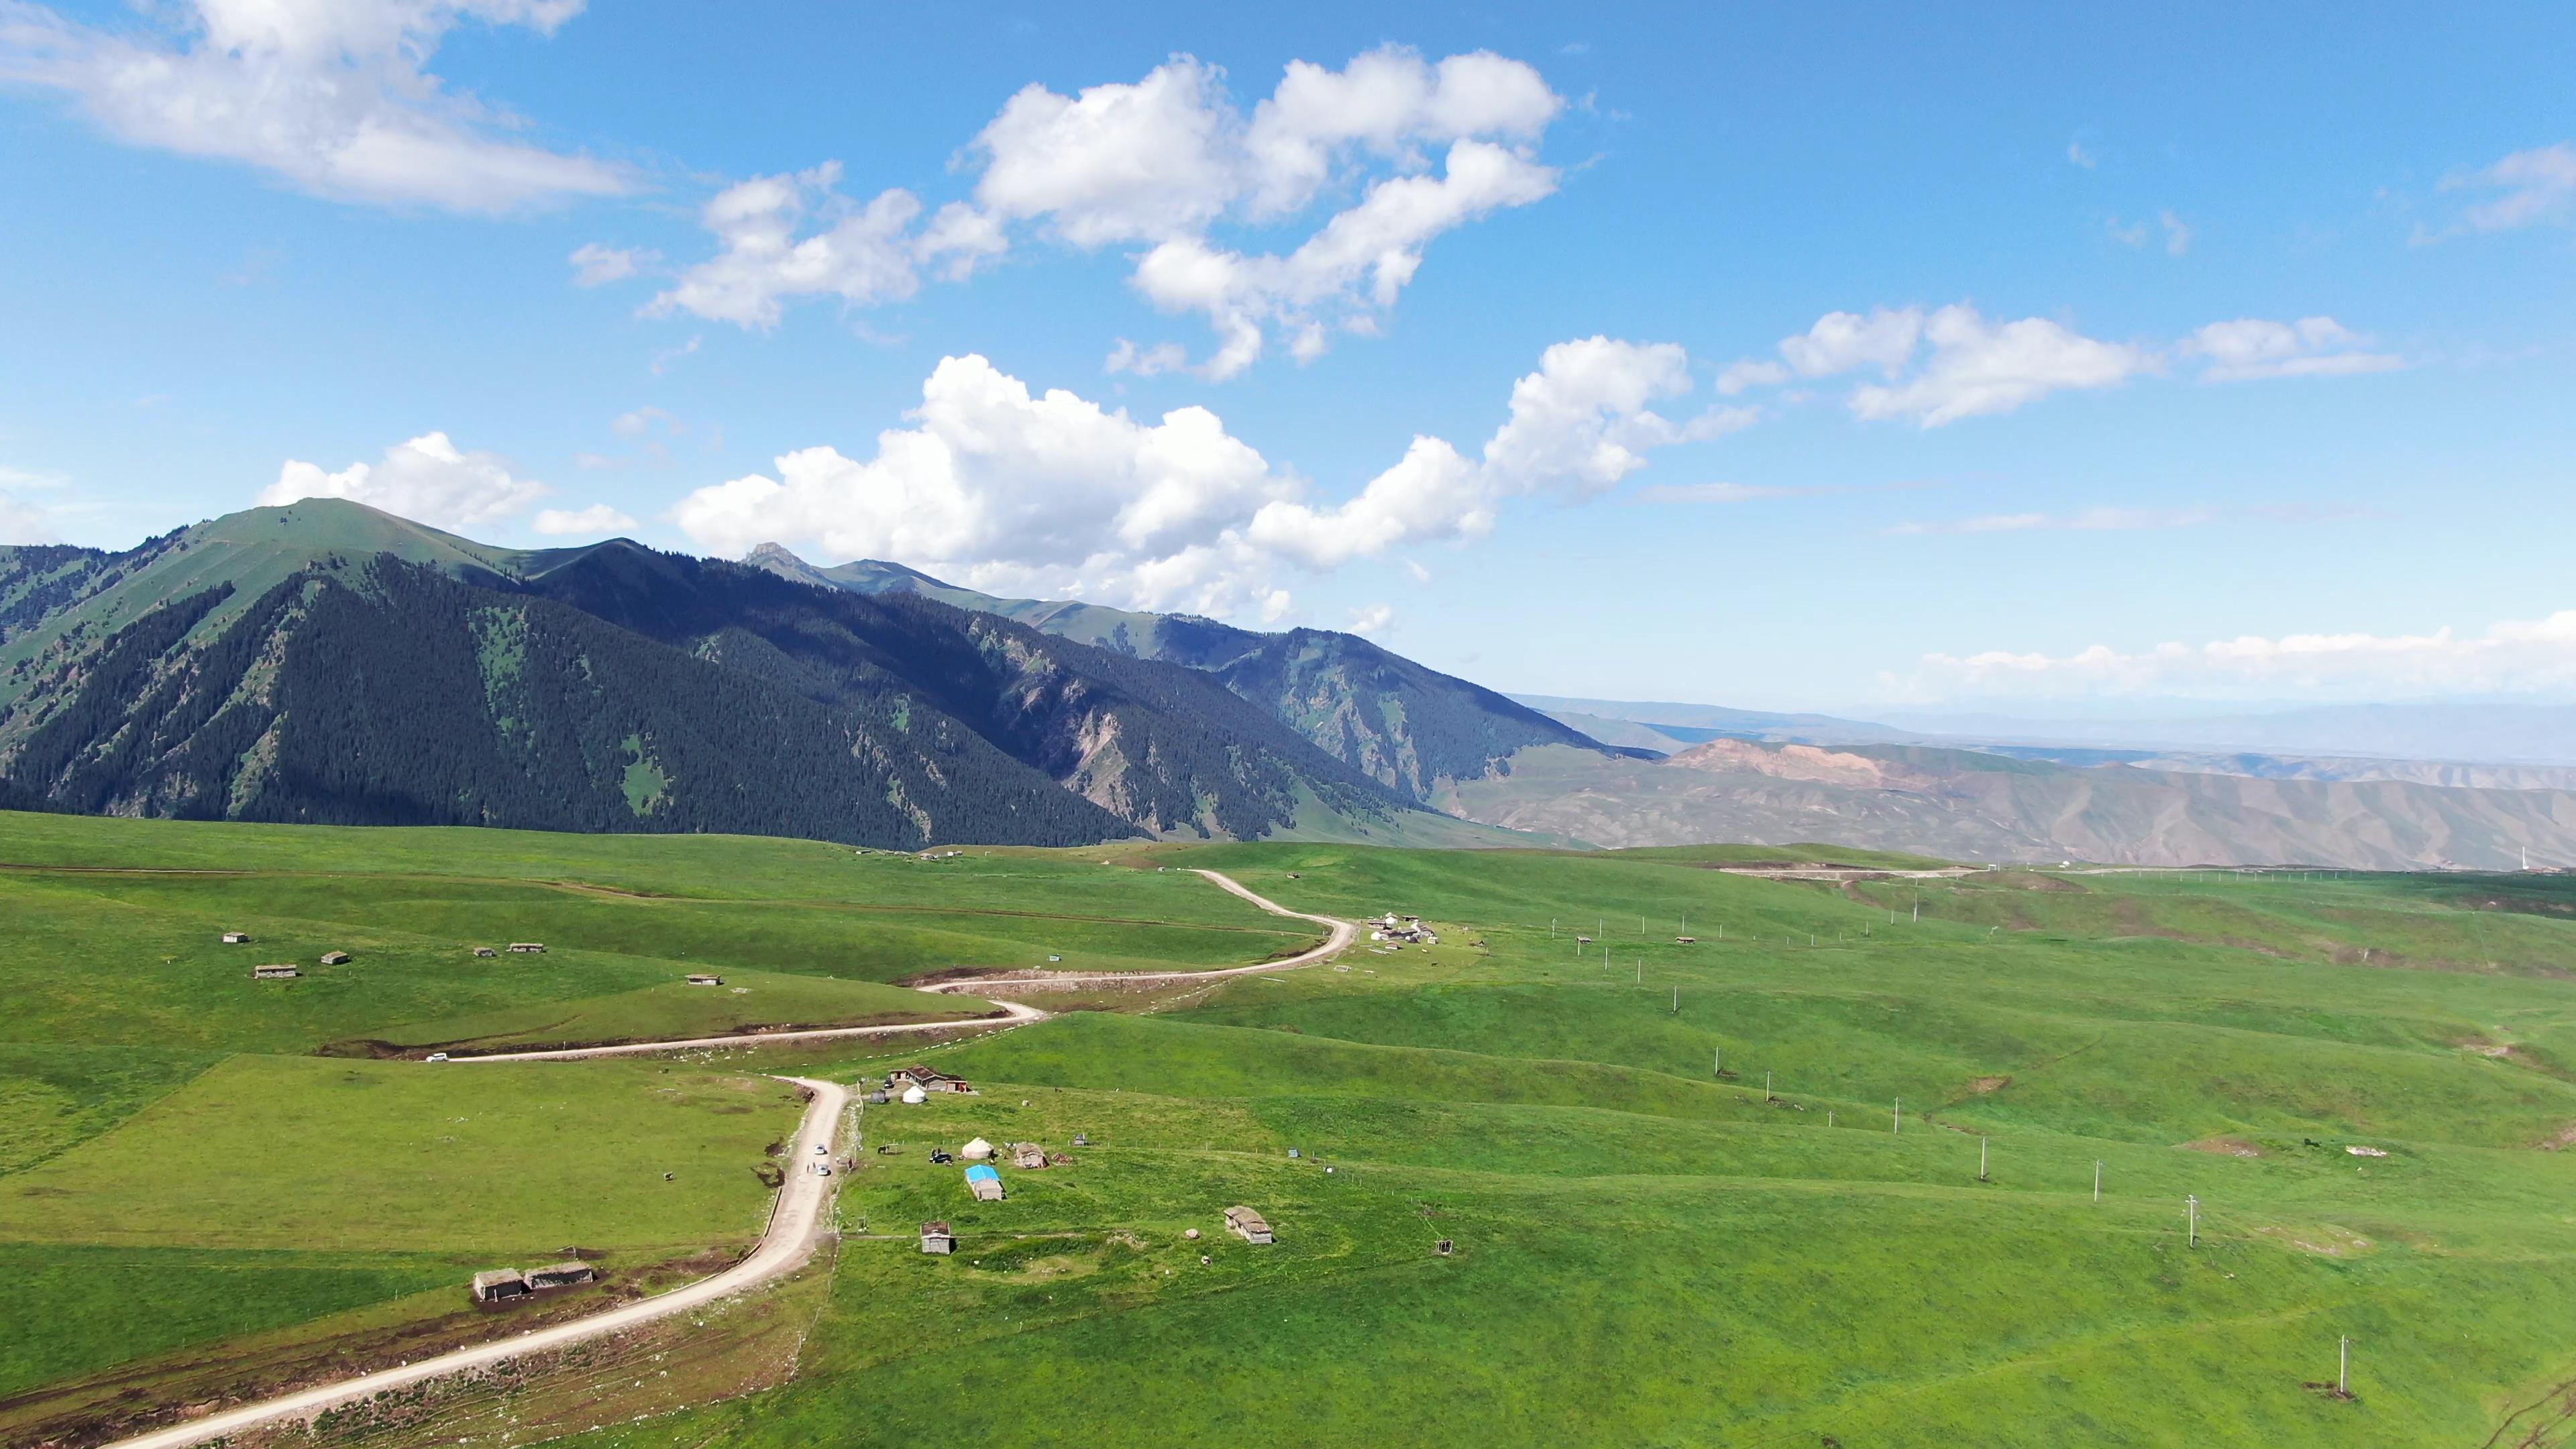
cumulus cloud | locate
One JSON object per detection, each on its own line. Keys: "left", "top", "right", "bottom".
{"left": 2441, "top": 141, "right": 2576, "bottom": 233}
{"left": 259, "top": 431, "right": 547, "bottom": 531}
{"left": 1346, "top": 603, "right": 1395, "bottom": 635}
{"left": 1896, "top": 609, "right": 2576, "bottom": 702}
{"left": 570, "top": 243, "right": 651, "bottom": 287}
{"left": 1715, "top": 304, "right": 2396, "bottom": 426}
{"left": 0, "top": 0, "right": 625, "bottom": 212}
{"left": 1106, "top": 339, "right": 1190, "bottom": 376}
{"left": 674, "top": 336, "right": 1722, "bottom": 620}
{"left": 2181, "top": 317, "right": 2401, "bottom": 382}
{"left": 532, "top": 503, "right": 638, "bottom": 536}
{"left": 1849, "top": 306, "right": 2152, "bottom": 426}
{"left": 623, "top": 45, "right": 1562, "bottom": 375}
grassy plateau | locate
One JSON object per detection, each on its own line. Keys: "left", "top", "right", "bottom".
{"left": 5, "top": 812, "right": 2576, "bottom": 1447}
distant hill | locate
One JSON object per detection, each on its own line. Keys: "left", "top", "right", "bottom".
{"left": 1436, "top": 739, "right": 2576, "bottom": 869}
{"left": 0, "top": 502, "right": 1532, "bottom": 850}
{"left": 752, "top": 547, "right": 1627, "bottom": 800}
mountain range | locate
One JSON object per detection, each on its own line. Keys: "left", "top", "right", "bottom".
{"left": 0, "top": 502, "right": 1594, "bottom": 850}
{"left": 7, "top": 502, "right": 2575, "bottom": 869}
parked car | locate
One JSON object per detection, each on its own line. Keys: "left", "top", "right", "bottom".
{"left": 425, "top": 1053, "right": 450, "bottom": 1063}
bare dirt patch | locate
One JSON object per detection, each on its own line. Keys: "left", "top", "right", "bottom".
{"left": 2257, "top": 1223, "right": 2375, "bottom": 1258}
{"left": 2180, "top": 1135, "right": 2265, "bottom": 1158}
{"left": 1968, "top": 1075, "right": 2011, "bottom": 1095}
{"left": 2533, "top": 1122, "right": 2576, "bottom": 1152}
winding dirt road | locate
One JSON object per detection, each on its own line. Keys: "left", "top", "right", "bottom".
{"left": 103, "top": 1076, "right": 851, "bottom": 1449}
{"left": 100, "top": 868, "right": 1352, "bottom": 1449}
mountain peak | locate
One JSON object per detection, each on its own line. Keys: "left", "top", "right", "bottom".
{"left": 743, "top": 542, "right": 806, "bottom": 567}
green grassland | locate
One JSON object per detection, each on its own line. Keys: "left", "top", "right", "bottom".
{"left": 564, "top": 843, "right": 2576, "bottom": 1449}
{"left": 10, "top": 812, "right": 2576, "bottom": 1446}
{"left": 0, "top": 810, "right": 1314, "bottom": 1430}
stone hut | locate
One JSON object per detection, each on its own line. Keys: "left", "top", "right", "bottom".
{"left": 920, "top": 1220, "right": 955, "bottom": 1254}
{"left": 507, "top": 943, "right": 547, "bottom": 954}
{"left": 472, "top": 946, "right": 498, "bottom": 957}
{"left": 319, "top": 951, "right": 351, "bottom": 965}
{"left": 1224, "top": 1206, "right": 1274, "bottom": 1245}
{"left": 686, "top": 973, "right": 724, "bottom": 986}
{"left": 1012, "top": 1142, "right": 1048, "bottom": 1170}
{"left": 221, "top": 932, "right": 250, "bottom": 945}
{"left": 251, "top": 963, "right": 300, "bottom": 980}
{"left": 470, "top": 1269, "right": 529, "bottom": 1303}
{"left": 525, "top": 1261, "right": 597, "bottom": 1291}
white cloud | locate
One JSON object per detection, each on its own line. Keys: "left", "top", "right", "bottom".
{"left": 2159, "top": 209, "right": 2192, "bottom": 256}
{"left": 1106, "top": 339, "right": 1190, "bottom": 376}
{"left": 635, "top": 46, "right": 1562, "bottom": 376}
{"left": 2443, "top": 141, "right": 2576, "bottom": 233}
{"left": 645, "top": 164, "right": 927, "bottom": 329}
{"left": 1718, "top": 303, "right": 2396, "bottom": 427}
{"left": 2066, "top": 140, "right": 2097, "bottom": 168}
{"left": 1346, "top": 602, "right": 1395, "bottom": 636}
{"left": 674, "top": 336, "right": 1721, "bottom": 621}
{"left": 611, "top": 407, "right": 676, "bottom": 437}
{"left": 570, "top": 243, "right": 651, "bottom": 287}
{"left": 1637, "top": 481, "right": 1847, "bottom": 504}
{"left": 2182, "top": 317, "right": 2401, "bottom": 382}
{"left": 532, "top": 503, "right": 638, "bottom": 536}
{"left": 0, "top": 0, "right": 625, "bottom": 212}
{"left": 1849, "top": 305, "right": 2152, "bottom": 427}
{"left": 1898, "top": 608, "right": 2576, "bottom": 702}
{"left": 0, "top": 490, "right": 60, "bottom": 543}
{"left": 259, "top": 431, "right": 546, "bottom": 531}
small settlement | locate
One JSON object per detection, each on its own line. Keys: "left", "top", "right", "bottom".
{"left": 1224, "top": 1206, "right": 1275, "bottom": 1244}
{"left": 1368, "top": 913, "right": 1438, "bottom": 945}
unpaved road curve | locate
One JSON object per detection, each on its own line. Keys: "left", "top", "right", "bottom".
{"left": 101, "top": 1077, "right": 851, "bottom": 1449}
{"left": 96, "top": 870, "right": 1355, "bottom": 1448}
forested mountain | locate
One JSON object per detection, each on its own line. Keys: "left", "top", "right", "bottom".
{"left": 748, "top": 547, "right": 1625, "bottom": 798}
{"left": 0, "top": 502, "right": 1462, "bottom": 849}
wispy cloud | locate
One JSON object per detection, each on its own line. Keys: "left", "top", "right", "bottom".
{"left": 1883, "top": 505, "right": 2216, "bottom": 537}
{"left": 2437, "top": 141, "right": 2576, "bottom": 235}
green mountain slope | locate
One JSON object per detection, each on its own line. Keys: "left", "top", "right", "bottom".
{"left": 0, "top": 502, "right": 1525, "bottom": 849}
{"left": 749, "top": 546, "right": 1625, "bottom": 798}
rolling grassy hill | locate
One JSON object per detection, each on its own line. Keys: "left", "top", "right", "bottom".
{"left": 10, "top": 812, "right": 2576, "bottom": 1446}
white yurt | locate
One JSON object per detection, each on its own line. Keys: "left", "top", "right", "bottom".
{"left": 961, "top": 1136, "right": 995, "bottom": 1161}
{"left": 901, "top": 1085, "right": 928, "bottom": 1105}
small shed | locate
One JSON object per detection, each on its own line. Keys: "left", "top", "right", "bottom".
{"left": 920, "top": 1220, "right": 955, "bottom": 1254}
{"left": 965, "top": 1164, "right": 1004, "bottom": 1201}
{"left": 472, "top": 946, "right": 498, "bottom": 958}
{"left": 507, "top": 943, "right": 547, "bottom": 954}
{"left": 686, "top": 973, "right": 724, "bottom": 986}
{"left": 960, "top": 1137, "right": 995, "bottom": 1161}
{"left": 319, "top": 950, "right": 352, "bottom": 965}
{"left": 470, "top": 1269, "right": 529, "bottom": 1302}
{"left": 220, "top": 932, "right": 250, "bottom": 945}
{"left": 251, "top": 963, "right": 300, "bottom": 980}
{"left": 1224, "top": 1206, "right": 1274, "bottom": 1245}
{"left": 1011, "top": 1141, "right": 1047, "bottom": 1169}
{"left": 525, "top": 1261, "right": 597, "bottom": 1291}
{"left": 865, "top": 1089, "right": 890, "bottom": 1105}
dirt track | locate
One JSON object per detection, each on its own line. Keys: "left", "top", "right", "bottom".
{"left": 96, "top": 868, "right": 1353, "bottom": 1449}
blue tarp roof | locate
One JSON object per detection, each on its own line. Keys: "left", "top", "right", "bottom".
{"left": 963, "top": 1164, "right": 999, "bottom": 1182}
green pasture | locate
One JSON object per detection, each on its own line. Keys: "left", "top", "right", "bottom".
{"left": 5, "top": 813, "right": 2576, "bottom": 1444}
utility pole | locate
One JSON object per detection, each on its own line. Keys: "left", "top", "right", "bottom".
{"left": 1827, "top": 1109, "right": 1835, "bottom": 1127}
{"left": 1893, "top": 1097, "right": 1902, "bottom": 1134}
{"left": 1550, "top": 918, "right": 1556, "bottom": 938}
{"left": 1671, "top": 984, "right": 1678, "bottom": 1014}
{"left": 2340, "top": 1336, "right": 2351, "bottom": 1397}
{"left": 2094, "top": 1161, "right": 2102, "bottom": 1203}
{"left": 1764, "top": 1070, "right": 1772, "bottom": 1102}
{"left": 1979, "top": 1136, "right": 1989, "bottom": 1181}
{"left": 2186, "top": 1194, "right": 2199, "bottom": 1247}
{"left": 1714, "top": 1046, "right": 1722, "bottom": 1075}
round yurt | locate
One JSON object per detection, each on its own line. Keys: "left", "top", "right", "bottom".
{"left": 961, "top": 1137, "right": 995, "bottom": 1161}
{"left": 901, "top": 1085, "right": 928, "bottom": 1104}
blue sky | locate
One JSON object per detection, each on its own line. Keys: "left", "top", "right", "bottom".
{"left": 2, "top": 1, "right": 2571, "bottom": 712}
